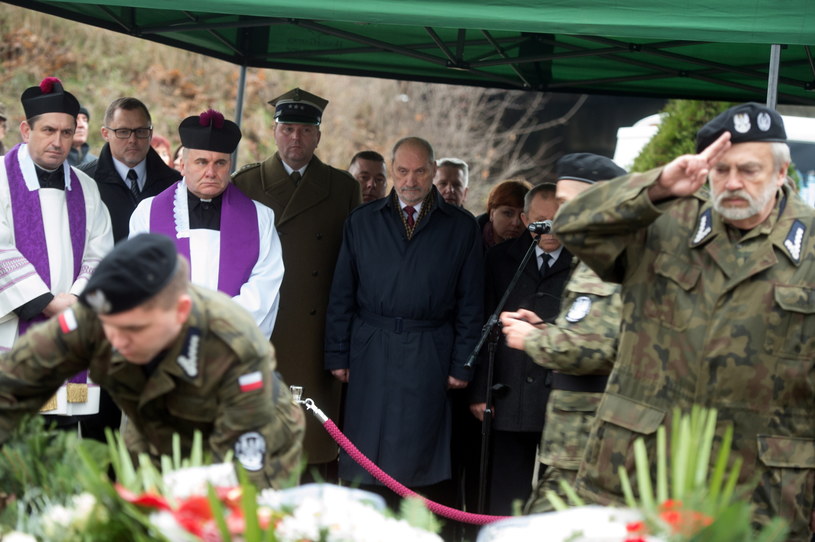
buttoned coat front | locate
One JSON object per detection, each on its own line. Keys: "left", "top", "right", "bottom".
{"left": 233, "top": 152, "right": 360, "bottom": 463}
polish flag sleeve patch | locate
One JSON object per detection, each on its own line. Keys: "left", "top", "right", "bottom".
{"left": 58, "top": 308, "right": 78, "bottom": 334}
{"left": 238, "top": 371, "right": 263, "bottom": 392}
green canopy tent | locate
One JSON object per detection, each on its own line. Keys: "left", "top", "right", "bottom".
{"left": 8, "top": 0, "right": 815, "bottom": 111}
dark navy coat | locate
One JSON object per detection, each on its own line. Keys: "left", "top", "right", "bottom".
{"left": 325, "top": 188, "right": 484, "bottom": 486}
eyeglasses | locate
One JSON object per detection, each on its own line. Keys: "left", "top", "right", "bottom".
{"left": 105, "top": 126, "right": 152, "bottom": 139}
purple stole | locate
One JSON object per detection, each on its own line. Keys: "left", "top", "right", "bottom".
{"left": 4, "top": 144, "right": 86, "bottom": 335}
{"left": 149, "top": 182, "right": 260, "bottom": 296}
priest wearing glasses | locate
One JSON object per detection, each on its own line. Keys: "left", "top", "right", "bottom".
{"left": 130, "top": 110, "right": 283, "bottom": 338}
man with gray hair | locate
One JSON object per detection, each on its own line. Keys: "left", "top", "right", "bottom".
{"left": 325, "top": 136, "right": 483, "bottom": 506}
{"left": 554, "top": 103, "right": 815, "bottom": 539}
{"left": 433, "top": 157, "right": 469, "bottom": 207}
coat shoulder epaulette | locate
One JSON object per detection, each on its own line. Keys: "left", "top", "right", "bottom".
{"left": 232, "top": 162, "right": 260, "bottom": 179}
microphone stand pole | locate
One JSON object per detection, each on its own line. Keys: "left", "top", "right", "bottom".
{"left": 464, "top": 233, "right": 541, "bottom": 513}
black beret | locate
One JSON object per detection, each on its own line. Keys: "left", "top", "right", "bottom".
{"left": 80, "top": 234, "right": 178, "bottom": 315}
{"left": 555, "top": 153, "right": 627, "bottom": 184}
{"left": 696, "top": 102, "right": 786, "bottom": 152}
{"left": 178, "top": 109, "right": 241, "bottom": 154}
{"left": 268, "top": 87, "right": 328, "bottom": 125}
{"left": 78, "top": 106, "right": 90, "bottom": 120}
{"left": 21, "top": 77, "right": 80, "bottom": 119}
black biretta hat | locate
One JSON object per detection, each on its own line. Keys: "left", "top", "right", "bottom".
{"left": 21, "top": 77, "right": 80, "bottom": 119}
{"left": 555, "top": 153, "right": 627, "bottom": 184}
{"left": 80, "top": 234, "right": 179, "bottom": 315}
{"left": 178, "top": 109, "right": 241, "bottom": 154}
{"left": 696, "top": 102, "right": 786, "bottom": 152}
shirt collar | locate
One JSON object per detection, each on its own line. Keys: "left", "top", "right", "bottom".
{"left": 112, "top": 157, "right": 147, "bottom": 189}
{"left": 536, "top": 244, "right": 563, "bottom": 263}
{"left": 280, "top": 160, "right": 308, "bottom": 177}
{"left": 399, "top": 199, "right": 423, "bottom": 216}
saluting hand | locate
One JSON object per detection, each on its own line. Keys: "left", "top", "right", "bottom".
{"left": 648, "top": 131, "right": 732, "bottom": 202}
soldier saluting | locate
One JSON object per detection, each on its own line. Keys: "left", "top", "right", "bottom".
{"left": 555, "top": 103, "right": 815, "bottom": 540}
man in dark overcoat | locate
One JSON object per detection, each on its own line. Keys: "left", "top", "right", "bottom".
{"left": 78, "top": 96, "right": 180, "bottom": 442}
{"left": 469, "top": 182, "right": 572, "bottom": 514}
{"left": 324, "top": 136, "right": 483, "bottom": 504}
{"left": 232, "top": 88, "right": 360, "bottom": 474}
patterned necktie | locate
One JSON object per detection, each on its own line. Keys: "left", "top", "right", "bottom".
{"left": 404, "top": 206, "right": 416, "bottom": 228}
{"left": 539, "top": 253, "right": 551, "bottom": 276}
{"left": 290, "top": 170, "right": 302, "bottom": 186}
{"left": 127, "top": 168, "right": 140, "bottom": 198}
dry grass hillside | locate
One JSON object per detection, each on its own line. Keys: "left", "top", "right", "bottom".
{"left": 0, "top": 4, "right": 575, "bottom": 211}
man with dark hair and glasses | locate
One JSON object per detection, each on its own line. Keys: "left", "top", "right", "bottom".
{"left": 80, "top": 97, "right": 180, "bottom": 242}
{"left": 78, "top": 97, "right": 179, "bottom": 442}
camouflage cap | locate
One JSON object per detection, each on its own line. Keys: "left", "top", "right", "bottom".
{"left": 80, "top": 234, "right": 178, "bottom": 315}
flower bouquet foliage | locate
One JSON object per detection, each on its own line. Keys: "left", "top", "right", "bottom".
{"left": 547, "top": 406, "right": 788, "bottom": 542}
{"left": 0, "top": 417, "right": 442, "bottom": 542}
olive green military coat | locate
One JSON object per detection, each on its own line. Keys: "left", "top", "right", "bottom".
{"left": 233, "top": 152, "right": 360, "bottom": 463}
{"left": 0, "top": 286, "right": 305, "bottom": 489}
{"left": 556, "top": 170, "right": 815, "bottom": 541}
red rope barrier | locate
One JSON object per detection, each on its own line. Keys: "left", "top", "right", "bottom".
{"left": 322, "top": 418, "right": 510, "bottom": 526}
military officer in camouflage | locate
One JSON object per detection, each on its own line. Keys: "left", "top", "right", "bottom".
{"left": 555, "top": 103, "right": 815, "bottom": 540}
{"left": 0, "top": 234, "right": 305, "bottom": 489}
{"left": 500, "top": 153, "right": 626, "bottom": 514}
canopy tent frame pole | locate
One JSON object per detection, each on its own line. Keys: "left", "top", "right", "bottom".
{"left": 231, "top": 63, "right": 248, "bottom": 173}
{"left": 767, "top": 44, "right": 781, "bottom": 109}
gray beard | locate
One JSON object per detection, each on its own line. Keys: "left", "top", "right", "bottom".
{"left": 712, "top": 183, "right": 777, "bottom": 222}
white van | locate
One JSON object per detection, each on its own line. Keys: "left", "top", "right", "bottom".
{"left": 613, "top": 113, "right": 815, "bottom": 205}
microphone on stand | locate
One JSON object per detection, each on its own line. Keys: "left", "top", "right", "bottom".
{"left": 527, "top": 220, "right": 553, "bottom": 234}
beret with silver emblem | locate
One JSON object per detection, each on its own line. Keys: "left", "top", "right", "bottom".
{"left": 80, "top": 234, "right": 178, "bottom": 315}
{"left": 21, "top": 77, "right": 80, "bottom": 119}
{"left": 268, "top": 87, "right": 328, "bottom": 125}
{"left": 555, "top": 153, "right": 627, "bottom": 184}
{"left": 696, "top": 102, "right": 786, "bottom": 152}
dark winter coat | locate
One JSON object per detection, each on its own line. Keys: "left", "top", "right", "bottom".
{"left": 325, "top": 188, "right": 484, "bottom": 486}
{"left": 470, "top": 234, "right": 573, "bottom": 432}
{"left": 80, "top": 145, "right": 180, "bottom": 241}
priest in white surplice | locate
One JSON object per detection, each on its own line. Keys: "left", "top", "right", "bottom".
{"left": 129, "top": 110, "right": 283, "bottom": 337}
{"left": 0, "top": 77, "right": 113, "bottom": 415}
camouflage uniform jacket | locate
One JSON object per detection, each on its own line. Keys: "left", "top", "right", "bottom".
{"left": 0, "top": 285, "right": 305, "bottom": 489}
{"left": 524, "top": 261, "right": 621, "bottom": 469}
{"left": 555, "top": 169, "right": 815, "bottom": 540}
